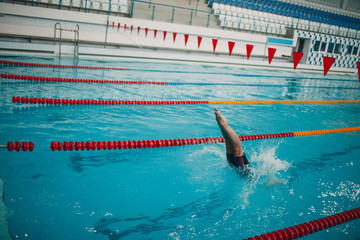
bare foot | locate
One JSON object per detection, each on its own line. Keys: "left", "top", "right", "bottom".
{"left": 215, "top": 108, "right": 228, "bottom": 127}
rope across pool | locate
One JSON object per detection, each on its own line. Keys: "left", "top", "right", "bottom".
{"left": 49, "top": 126, "right": 360, "bottom": 151}
{"left": 11, "top": 96, "right": 360, "bottom": 105}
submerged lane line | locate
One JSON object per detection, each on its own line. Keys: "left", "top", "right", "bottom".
{"left": 12, "top": 96, "right": 360, "bottom": 105}
{"left": 1, "top": 74, "right": 359, "bottom": 90}
{"left": 1, "top": 60, "right": 356, "bottom": 82}
{"left": 130, "top": 69, "right": 357, "bottom": 82}
{"left": 50, "top": 126, "right": 360, "bottom": 151}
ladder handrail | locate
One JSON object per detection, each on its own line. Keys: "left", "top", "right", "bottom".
{"left": 54, "top": 22, "right": 62, "bottom": 56}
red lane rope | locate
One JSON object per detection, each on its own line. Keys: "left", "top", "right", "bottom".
{"left": 244, "top": 207, "right": 360, "bottom": 240}
{"left": 12, "top": 96, "right": 205, "bottom": 105}
{"left": 0, "top": 60, "right": 129, "bottom": 71}
{"left": 55, "top": 28, "right": 79, "bottom": 33}
{"left": 6, "top": 141, "right": 34, "bottom": 152}
{"left": 50, "top": 133, "right": 294, "bottom": 151}
{"left": 2, "top": 74, "right": 166, "bottom": 85}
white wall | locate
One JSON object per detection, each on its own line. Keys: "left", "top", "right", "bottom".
{"left": 0, "top": 3, "right": 293, "bottom": 58}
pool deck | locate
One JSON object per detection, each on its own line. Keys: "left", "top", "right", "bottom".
{"left": 0, "top": 2, "right": 358, "bottom": 75}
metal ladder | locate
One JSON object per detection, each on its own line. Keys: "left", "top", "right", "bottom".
{"left": 54, "top": 23, "right": 80, "bottom": 56}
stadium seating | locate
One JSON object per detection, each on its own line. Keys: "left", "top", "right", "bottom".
{"left": 208, "top": 0, "right": 360, "bottom": 37}
{"left": 34, "top": 0, "right": 129, "bottom": 14}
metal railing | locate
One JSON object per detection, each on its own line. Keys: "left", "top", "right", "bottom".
{"left": 54, "top": 23, "right": 80, "bottom": 56}
{"left": 20, "top": 0, "right": 129, "bottom": 16}
{"left": 130, "top": 0, "right": 215, "bottom": 28}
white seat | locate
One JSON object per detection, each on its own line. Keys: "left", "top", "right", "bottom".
{"left": 220, "top": 19, "right": 226, "bottom": 27}
{"left": 281, "top": 26, "right": 286, "bottom": 35}
{"left": 236, "top": 7, "right": 243, "bottom": 14}
{"left": 233, "top": 21, "right": 240, "bottom": 29}
{"left": 39, "top": 0, "right": 49, "bottom": 4}
{"left": 219, "top": 3, "right": 225, "bottom": 10}
{"left": 254, "top": 20, "right": 262, "bottom": 32}
{"left": 218, "top": 14, "right": 226, "bottom": 22}
{"left": 231, "top": 14, "right": 238, "bottom": 22}
{"left": 119, "top": 4, "right": 128, "bottom": 13}
{"left": 71, "top": 0, "right": 81, "bottom": 7}
{"left": 101, "top": 0, "right": 109, "bottom": 11}
{"left": 110, "top": 1, "right": 119, "bottom": 12}
{"left": 51, "top": 0, "right": 59, "bottom": 5}
{"left": 61, "top": 0, "right": 71, "bottom": 6}
{"left": 226, "top": 20, "right": 233, "bottom": 28}
{"left": 260, "top": 22, "right": 267, "bottom": 33}
{"left": 92, "top": 0, "right": 101, "bottom": 10}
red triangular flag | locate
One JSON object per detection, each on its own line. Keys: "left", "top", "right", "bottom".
{"left": 117, "top": 23, "right": 120, "bottom": 30}
{"left": 124, "top": 24, "right": 126, "bottom": 32}
{"left": 268, "top": 48, "right": 276, "bottom": 64}
{"left": 246, "top": 44, "right": 254, "bottom": 60}
{"left": 131, "top": 25, "right": 133, "bottom": 33}
{"left": 212, "top": 39, "right": 218, "bottom": 52}
{"left": 184, "top": 34, "right": 189, "bottom": 46}
{"left": 163, "top": 31, "right": 167, "bottom": 41}
{"left": 293, "top": 52, "right": 304, "bottom": 70}
{"left": 228, "top": 41, "right": 235, "bottom": 56}
{"left": 357, "top": 62, "right": 360, "bottom": 83}
{"left": 145, "top": 28, "right": 148, "bottom": 37}
{"left": 197, "top": 36, "right": 202, "bottom": 49}
{"left": 137, "top": 26, "right": 140, "bottom": 35}
{"left": 173, "top": 32, "right": 177, "bottom": 43}
{"left": 154, "top": 29, "right": 157, "bottom": 38}
{"left": 323, "top": 56, "right": 335, "bottom": 76}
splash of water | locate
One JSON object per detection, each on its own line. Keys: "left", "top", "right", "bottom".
{"left": 248, "top": 143, "right": 291, "bottom": 187}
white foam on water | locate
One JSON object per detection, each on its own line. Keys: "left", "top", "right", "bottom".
{"left": 248, "top": 142, "right": 291, "bottom": 187}
{"left": 227, "top": 143, "right": 291, "bottom": 210}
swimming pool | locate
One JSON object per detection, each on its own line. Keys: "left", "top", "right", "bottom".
{"left": 0, "top": 55, "right": 359, "bottom": 240}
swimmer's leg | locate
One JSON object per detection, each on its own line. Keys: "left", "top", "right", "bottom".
{"left": 215, "top": 108, "right": 244, "bottom": 157}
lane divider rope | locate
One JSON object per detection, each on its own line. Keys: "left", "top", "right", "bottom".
{"left": 4, "top": 126, "right": 359, "bottom": 152}
{"left": 1, "top": 141, "right": 35, "bottom": 152}
{"left": 49, "top": 126, "right": 360, "bottom": 151}
{"left": 2, "top": 74, "right": 359, "bottom": 89}
{"left": 244, "top": 207, "right": 360, "bottom": 240}
{"left": 0, "top": 60, "right": 129, "bottom": 71}
{"left": 1, "top": 74, "right": 166, "bottom": 85}
{"left": 12, "top": 96, "right": 360, "bottom": 105}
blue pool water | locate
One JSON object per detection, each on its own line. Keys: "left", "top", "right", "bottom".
{"left": 0, "top": 55, "right": 360, "bottom": 240}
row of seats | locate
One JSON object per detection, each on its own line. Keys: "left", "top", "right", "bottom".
{"left": 283, "top": 0, "right": 340, "bottom": 12}
{"left": 214, "top": 5, "right": 359, "bottom": 38}
{"left": 284, "top": 0, "right": 360, "bottom": 21}
{"left": 208, "top": 0, "right": 360, "bottom": 31}
{"left": 35, "top": 0, "right": 128, "bottom": 13}
{"left": 219, "top": 14, "right": 286, "bottom": 36}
